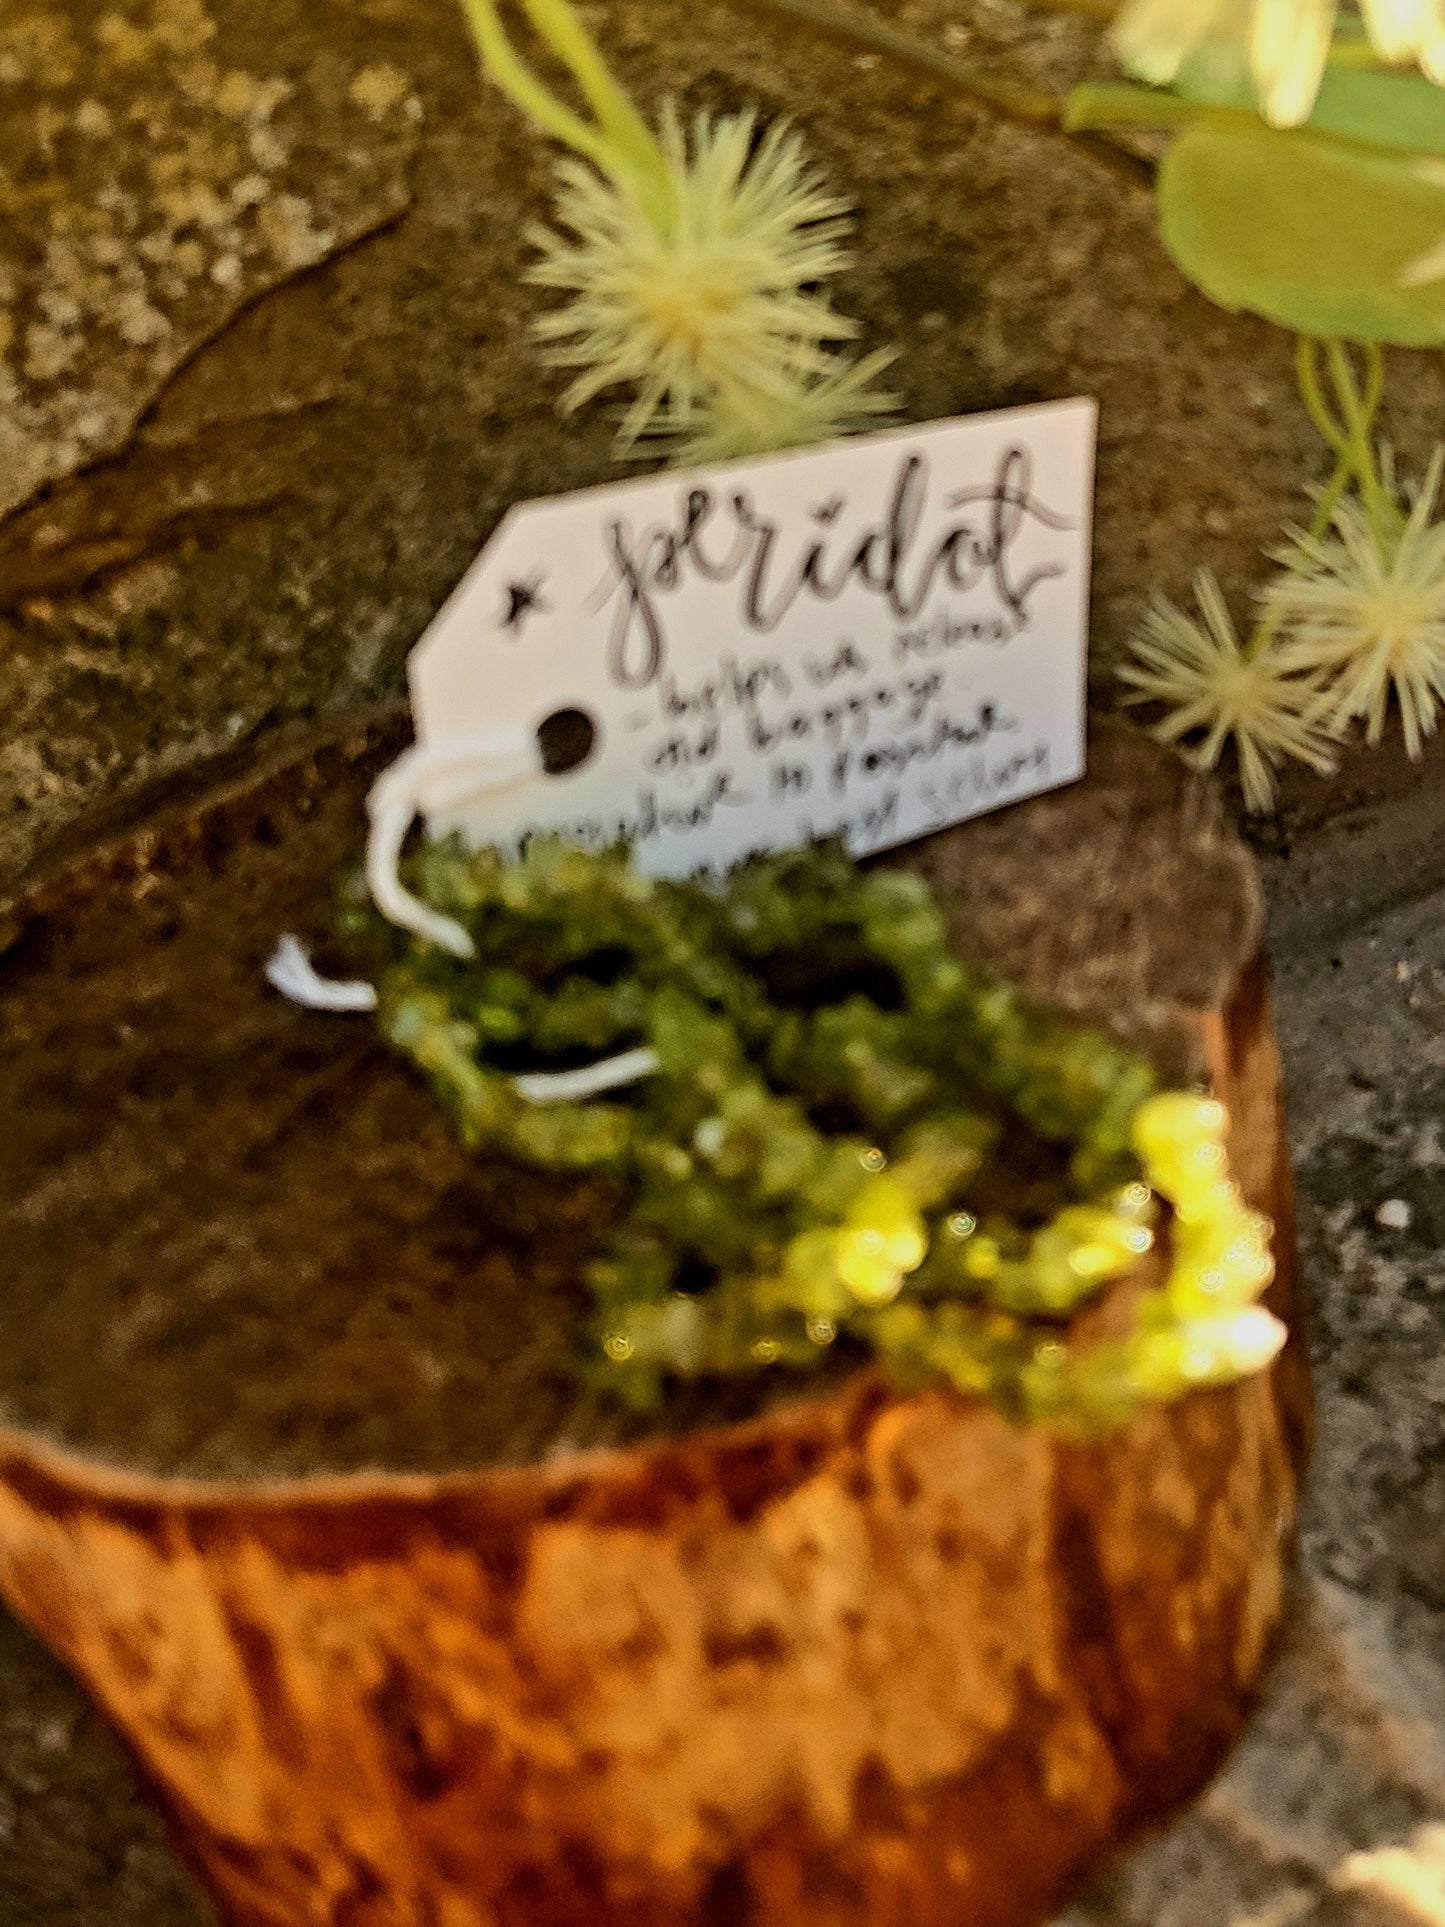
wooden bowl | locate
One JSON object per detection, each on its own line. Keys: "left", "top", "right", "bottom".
{"left": 0, "top": 712, "right": 1309, "bottom": 1927}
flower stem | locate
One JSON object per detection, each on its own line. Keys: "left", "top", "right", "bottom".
{"left": 1296, "top": 335, "right": 1354, "bottom": 467}
{"left": 731, "top": 0, "right": 1154, "bottom": 186}
{"left": 737, "top": 0, "right": 1061, "bottom": 120}
{"left": 459, "top": 0, "right": 613, "bottom": 166}
{"left": 458, "top": 0, "right": 669, "bottom": 215}
{"left": 1064, "top": 82, "right": 1263, "bottom": 135}
{"left": 1296, "top": 336, "right": 1394, "bottom": 545}
{"left": 1325, "top": 338, "right": 1394, "bottom": 545}
{"left": 1243, "top": 339, "right": 1387, "bottom": 664}
{"left": 1304, "top": 450, "right": 1354, "bottom": 543}
{"left": 519, "top": 0, "right": 661, "bottom": 177}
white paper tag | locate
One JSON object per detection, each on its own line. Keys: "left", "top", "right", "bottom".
{"left": 409, "top": 399, "right": 1096, "bottom": 872}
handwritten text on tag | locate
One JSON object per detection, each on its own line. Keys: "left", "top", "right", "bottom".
{"left": 409, "top": 399, "right": 1096, "bottom": 870}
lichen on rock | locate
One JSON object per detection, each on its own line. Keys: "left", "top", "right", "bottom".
{"left": 0, "top": 0, "right": 420, "bottom": 523}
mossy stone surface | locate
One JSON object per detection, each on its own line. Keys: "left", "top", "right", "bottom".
{"left": 3, "top": 0, "right": 1445, "bottom": 891}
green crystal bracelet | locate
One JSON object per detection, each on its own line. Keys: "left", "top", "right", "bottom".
{"left": 343, "top": 835, "right": 1284, "bottom": 1431}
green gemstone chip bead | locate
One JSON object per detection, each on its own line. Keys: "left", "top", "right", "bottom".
{"left": 353, "top": 836, "right": 1285, "bottom": 1431}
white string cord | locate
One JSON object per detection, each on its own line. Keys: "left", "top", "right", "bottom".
{"left": 267, "top": 728, "right": 663, "bottom": 1107}
{"left": 365, "top": 727, "right": 542, "bottom": 959}
{"left": 265, "top": 934, "right": 378, "bottom": 1012}
{"left": 513, "top": 1046, "right": 662, "bottom": 1105}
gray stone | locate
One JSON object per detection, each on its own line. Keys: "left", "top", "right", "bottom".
{"left": 1057, "top": 806, "right": 1445, "bottom": 1926}
{"left": 0, "top": 0, "right": 418, "bottom": 523}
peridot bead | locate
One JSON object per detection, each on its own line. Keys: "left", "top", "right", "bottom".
{"left": 366, "top": 834, "right": 1280, "bottom": 1431}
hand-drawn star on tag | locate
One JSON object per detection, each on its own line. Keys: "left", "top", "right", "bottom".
{"left": 500, "top": 574, "right": 549, "bottom": 635}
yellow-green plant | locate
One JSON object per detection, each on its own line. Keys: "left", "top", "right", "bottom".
{"left": 1115, "top": 339, "right": 1445, "bottom": 805}
{"left": 1065, "top": 25, "right": 1445, "bottom": 796}
{"left": 459, "top": 0, "right": 896, "bottom": 460}
{"left": 736, "top": 0, "right": 1445, "bottom": 801}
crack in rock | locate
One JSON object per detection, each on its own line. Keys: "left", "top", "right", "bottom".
{"left": 0, "top": 0, "right": 420, "bottom": 525}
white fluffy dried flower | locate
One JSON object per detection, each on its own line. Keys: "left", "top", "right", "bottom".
{"left": 1119, "top": 569, "right": 1340, "bottom": 812}
{"left": 1268, "top": 452, "right": 1445, "bottom": 759}
{"left": 530, "top": 108, "right": 891, "bottom": 452}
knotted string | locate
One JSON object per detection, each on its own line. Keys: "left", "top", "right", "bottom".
{"left": 267, "top": 727, "right": 661, "bottom": 1105}
{"left": 366, "top": 726, "right": 542, "bottom": 958}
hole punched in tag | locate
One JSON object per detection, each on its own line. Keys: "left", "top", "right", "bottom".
{"left": 537, "top": 707, "right": 598, "bottom": 776}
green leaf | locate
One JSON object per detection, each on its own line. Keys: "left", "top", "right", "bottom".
{"left": 1309, "top": 70, "right": 1445, "bottom": 154}
{"left": 1172, "top": 54, "right": 1445, "bottom": 156}
{"left": 1158, "top": 122, "right": 1445, "bottom": 344}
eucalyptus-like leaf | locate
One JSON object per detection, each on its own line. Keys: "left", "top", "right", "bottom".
{"left": 1172, "top": 54, "right": 1445, "bottom": 155}
{"left": 1159, "top": 123, "right": 1445, "bottom": 344}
